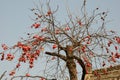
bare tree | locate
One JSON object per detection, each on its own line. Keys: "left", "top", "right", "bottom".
{"left": 0, "top": 0, "right": 120, "bottom": 80}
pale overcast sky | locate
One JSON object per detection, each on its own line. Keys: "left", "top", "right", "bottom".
{"left": 0, "top": 0, "right": 120, "bottom": 79}
{"left": 0, "top": 0, "right": 120, "bottom": 46}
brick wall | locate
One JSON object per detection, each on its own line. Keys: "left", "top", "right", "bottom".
{"left": 85, "top": 65, "right": 120, "bottom": 80}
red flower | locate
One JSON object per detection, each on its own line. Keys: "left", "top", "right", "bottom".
{"left": 1, "top": 44, "right": 8, "bottom": 50}
{"left": 9, "top": 70, "right": 15, "bottom": 76}
{"left": 64, "top": 26, "right": 70, "bottom": 31}
{"left": 22, "top": 45, "right": 31, "bottom": 52}
{"left": 16, "top": 63, "right": 21, "bottom": 68}
{"left": 6, "top": 53, "right": 14, "bottom": 61}
{"left": 115, "top": 52, "right": 120, "bottom": 59}
{"left": 35, "top": 50, "right": 40, "bottom": 56}
{"left": 16, "top": 42, "right": 23, "bottom": 48}
{"left": 32, "top": 23, "right": 40, "bottom": 29}
{"left": 52, "top": 44, "right": 57, "bottom": 49}
{"left": 115, "top": 46, "right": 118, "bottom": 50}
{"left": 81, "top": 45, "right": 86, "bottom": 52}
{"left": 102, "top": 61, "right": 105, "bottom": 67}
{"left": 41, "top": 27, "right": 47, "bottom": 32}
{"left": 47, "top": 10, "right": 52, "bottom": 16}
{"left": 77, "top": 20, "right": 83, "bottom": 26}
{"left": 111, "top": 55, "right": 116, "bottom": 62}
{"left": 107, "top": 41, "right": 112, "bottom": 47}
{"left": 86, "top": 62, "right": 92, "bottom": 67}
{"left": 116, "top": 37, "right": 120, "bottom": 44}
{"left": 55, "top": 29, "right": 60, "bottom": 34}
{"left": 40, "top": 78, "right": 45, "bottom": 80}
{"left": 29, "top": 64, "right": 34, "bottom": 68}
{"left": 26, "top": 73, "right": 30, "bottom": 77}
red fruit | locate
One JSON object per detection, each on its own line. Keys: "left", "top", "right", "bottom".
{"left": 115, "top": 52, "right": 120, "bottom": 59}
{"left": 77, "top": 21, "right": 83, "bottom": 26}
{"left": 38, "top": 36, "right": 45, "bottom": 41}
{"left": 116, "top": 37, "right": 120, "bottom": 44}
{"left": 107, "top": 41, "right": 112, "bottom": 47}
{"left": 47, "top": 10, "right": 52, "bottom": 15}
{"left": 81, "top": 45, "right": 86, "bottom": 52}
{"left": 83, "top": 56, "right": 88, "bottom": 63}
{"left": 55, "top": 29, "right": 60, "bottom": 34}
{"left": 32, "top": 23, "right": 40, "bottom": 29}
{"left": 1, "top": 44, "right": 8, "bottom": 50}
{"left": 89, "top": 52, "right": 93, "bottom": 56}
{"left": 26, "top": 73, "right": 30, "bottom": 77}
{"left": 86, "top": 62, "right": 91, "bottom": 67}
{"left": 115, "top": 46, "right": 118, "bottom": 50}
{"left": 35, "top": 50, "right": 40, "bottom": 56}
{"left": 102, "top": 61, "right": 105, "bottom": 67}
{"left": 9, "top": 70, "right": 15, "bottom": 76}
{"left": 111, "top": 55, "right": 116, "bottom": 62}
{"left": 16, "top": 42, "right": 23, "bottom": 48}
{"left": 40, "top": 78, "right": 45, "bottom": 80}
{"left": 6, "top": 53, "right": 14, "bottom": 61}
{"left": 64, "top": 26, "right": 70, "bottom": 31}
{"left": 16, "top": 63, "right": 20, "bottom": 68}
{"left": 87, "top": 41, "right": 90, "bottom": 44}
{"left": 106, "top": 48, "right": 109, "bottom": 53}
{"left": 86, "top": 35, "right": 91, "bottom": 39}
{"left": 22, "top": 45, "right": 31, "bottom": 52}
{"left": 41, "top": 27, "right": 47, "bottom": 32}
{"left": 29, "top": 64, "right": 34, "bottom": 68}
{"left": 33, "top": 35, "right": 39, "bottom": 39}
{"left": 52, "top": 44, "right": 57, "bottom": 49}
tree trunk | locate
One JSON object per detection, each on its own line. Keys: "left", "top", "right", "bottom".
{"left": 66, "top": 45, "right": 78, "bottom": 80}
{"left": 75, "top": 56, "right": 86, "bottom": 80}
{"left": 66, "top": 58, "right": 78, "bottom": 80}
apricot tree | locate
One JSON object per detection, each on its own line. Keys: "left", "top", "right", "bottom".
{"left": 0, "top": 0, "right": 120, "bottom": 80}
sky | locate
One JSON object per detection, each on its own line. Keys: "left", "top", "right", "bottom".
{"left": 0, "top": 0, "right": 120, "bottom": 79}
{"left": 0, "top": 0, "right": 120, "bottom": 46}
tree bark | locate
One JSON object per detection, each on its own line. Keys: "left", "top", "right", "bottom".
{"left": 74, "top": 56, "right": 86, "bottom": 80}
{"left": 66, "top": 58, "right": 78, "bottom": 80}
{"left": 66, "top": 45, "right": 78, "bottom": 80}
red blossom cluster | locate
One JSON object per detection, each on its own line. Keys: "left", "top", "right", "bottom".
{"left": 83, "top": 56, "right": 91, "bottom": 67}
{"left": 32, "top": 23, "right": 40, "bottom": 29}
{"left": 1, "top": 44, "right": 8, "bottom": 50}
{"left": 18, "top": 49, "right": 40, "bottom": 68}
{"left": 9, "top": 70, "right": 15, "bottom": 76}
{"left": 25, "top": 73, "right": 30, "bottom": 77}
{"left": 64, "top": 26, "right": 70, "bottom": 31}
{"left": 115, "top": 37, "right": 120, "bottom": 44}
{"left": 46, "top": 10, "right": 52, "bottom": 16}
{"left": 77, "top": 20, "right": 83, "bottom": 26}
{"left": 6, "top": 53, "right": 14, "bottom": 61}
{"left": 33, "top": 35, "right": 45, "bottom": 41}
{"left": 52, "top": 44, "right": 57, "bottom": 49}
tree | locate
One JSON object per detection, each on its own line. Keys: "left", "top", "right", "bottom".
{"left": 0, "top": 0, "right": 120, "bottom": 80}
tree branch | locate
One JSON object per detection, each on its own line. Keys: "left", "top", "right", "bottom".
{"left": 45, "top": 52, "right": 67, "bottom": 61}
{"left": 0, "top": 71, "right": 7, "bottom": 80}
